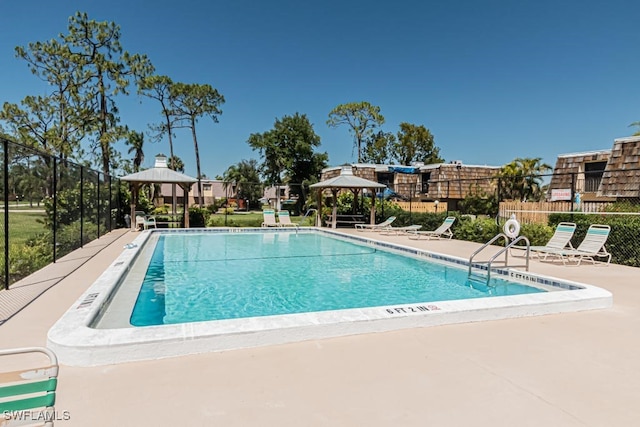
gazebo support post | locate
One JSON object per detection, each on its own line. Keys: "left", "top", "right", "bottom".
{"left": 130, "top": 183, "right": 140, "bottom": 230}
{"left": 182, "top": 183, "right": 191, "bottom": 228}
{"left": 316, "top": 189, "right": 322, "bottom": 227}
{"left": 370, "top": 186, "right": 376, "bottom": 225}
{"left": 331, "top": 188, "right": 338, "bottom": 229}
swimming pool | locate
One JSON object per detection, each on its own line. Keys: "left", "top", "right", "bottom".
{"left": 123, "top": 232, "right": 543, "bottom": 326}
{"left": 48, "top": 228, "right": 612, "bottom": 366}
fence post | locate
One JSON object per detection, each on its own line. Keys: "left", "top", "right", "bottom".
{"left": 80, "top": 166, "right": 84, "bottom": 247}
{"left": 409, "top": 183, "right": 413, "bottom": 223}
{"left": 53, "top": 158, "right": 57, "bottom": 263}
{"left": 570, "top": 172, "right": 575, "bottom": 214}
{"left": 108, "top": 175, "right": 112, "bottom": 231}
{"left": 3, "top": 139, "right": 9, "bottom": 289}
{"left": 96, "top": 173, "right": 100, "bottom": 238}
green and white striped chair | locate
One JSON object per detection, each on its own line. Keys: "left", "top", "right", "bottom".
{"left": 0, "top": 347, "right": 58, "bottom": 426}
{"left": 540, "top": 224, "right": 611, "bottom": 266}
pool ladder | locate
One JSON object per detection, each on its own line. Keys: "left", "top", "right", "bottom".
{"left": 299, "top": 208, "right": 317, "bottom": 227}
{"left": 468, "top": 234, "right": 531, "bottom": 286}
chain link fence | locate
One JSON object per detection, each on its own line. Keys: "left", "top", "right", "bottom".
{"left": 376, "top": 169, "right": 639, "bottom": 267}
{"left": 1, "top": 137, "right": 123, "bottom": 289}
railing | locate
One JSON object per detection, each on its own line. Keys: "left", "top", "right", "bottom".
{"left": 468, "top": 234, "right": 530, "bottom": 284}
{"left": 300, "top": 208, "right": 317, "bottom": 226}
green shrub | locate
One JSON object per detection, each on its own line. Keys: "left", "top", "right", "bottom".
{"left": 518, "top": 222, "right": 554, "bottom": 247}
{"left": 453, "top": 216, "right": 500, "bottom": 243}
{"left": 188, "top": 207, "right": 210, "bottom": 228}
{"left": 0, "top": 241, "right": 52, "bottom": 285}
{"left": 549, "top": 213, "right": 640, "bottom": 267}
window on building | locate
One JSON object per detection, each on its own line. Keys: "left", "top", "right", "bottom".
{"left": 421, "top": 172, "right": 431, "bottom": 193}
{"left": 377, "top": 172, "right": 394, "bottom": 187}
{"left": 584, "top": 161, "right": 607, "bottom": 192}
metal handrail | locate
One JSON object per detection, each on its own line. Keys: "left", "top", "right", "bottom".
{"left": 468, "top": 234, "right": 531, "bottom": 284}
{"left": 299, "top": 208, "right": 317, "bottom": 226}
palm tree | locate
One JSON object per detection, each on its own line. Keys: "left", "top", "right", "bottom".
{"left": 126, "top": 131, "right": 145, "bottom": 173}
{"left": 499, "top": 157, "right": 551, "bottom": 202}
{"left": 168, "top": 155, "right": 184, "bottom": 172}
{"left": 223, "top": 159, "right": 262, "bottom": 209}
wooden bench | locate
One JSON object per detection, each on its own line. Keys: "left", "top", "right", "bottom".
{"left": 327, "top": 214, "right": 365, "bottom": 228}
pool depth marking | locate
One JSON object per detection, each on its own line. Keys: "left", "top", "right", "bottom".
{"left": 384, "top": 304, "right": 441, "bottom": 315}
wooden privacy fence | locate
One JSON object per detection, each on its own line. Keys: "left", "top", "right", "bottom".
{"left": 395, "top": 201, "right": 448, "bottom": 213}
{"left": 499, "top": 201, "right": 614, "bottom": 224}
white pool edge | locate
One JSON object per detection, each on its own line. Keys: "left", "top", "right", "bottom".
{"left": 47, "top": 228, "right": 613, "bottom": 366}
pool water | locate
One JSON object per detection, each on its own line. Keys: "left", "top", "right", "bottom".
{"left": 129, "top": 232, "right": 544, "bottom": 326}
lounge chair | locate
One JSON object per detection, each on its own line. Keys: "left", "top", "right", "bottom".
{"left": 0, "top": 347, "right": 58, "bottom": 427}
{"left": 354, "top": 216, "right": 396, "bottom": 231}
{"left": 539, "top": 224, "right": 611, "bottom": 265}
{"left": 380, "top": 224, "right": 423, "bottom": 235}
{"left": 278, "top": 210, "right": 299, "bottom": 228}
{"left": 530, "top": 222, "right": 577, "bottom": 258}
{"left": 407, "top": 216, "right": 456, "bottom": 240}
{"left": 261, "top": 210, "right": 279, "bottom": 227}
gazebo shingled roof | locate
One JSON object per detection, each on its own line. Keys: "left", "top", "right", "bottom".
{"left": 120, "top": 155, "right": 198, "bottom": 229}
{"left": 310, "top": 166, "right": 386, "bottom": 228}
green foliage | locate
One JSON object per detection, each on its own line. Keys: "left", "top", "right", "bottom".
{"left": 453, "top": 216, "right": 500, "bottom": 243}
{"left": 171, "top": 82, "right": 225, "bottom": 204}
{"left": 207, "top": 214, "right": 264, "bottom": 228}
{"left": 518, "top": 223, "right": 554, "bottom": 247}
{"left": 392, "top": 122, "right": 443, "bottom": 165}
{"left": 459, "top": 184, "right": 498, "bottom": 216}
{"left": 328, "top": 192, "right": 401, "bottom": 221}
{"left": 1, "top": 242, "right": 52, "bottom": 284}
{"left": 222, "top": 159, "right": 263, "bottom": 206}
{"left": 247, "top": 113, "right": 328, "bottom": 210}
{"left": 188, "top": 206, "right": 210, "bottom": 227}
{"left": 549, "top": 213, "right": 640, "bottom": 266}
{"left": 498, "top": 157, "right": 551, "bottom": 202}
{"left": 361, "top": 130, "right": 396, "bottom": 164}
{"left": 327, "top": 101, "right": 385, "bottom": 163}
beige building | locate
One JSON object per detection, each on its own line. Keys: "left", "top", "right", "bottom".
{"left": 157, "top": 180, "right": 235, "bottom": 206}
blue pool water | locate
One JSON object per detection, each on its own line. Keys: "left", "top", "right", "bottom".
{"left": 130, "top": 232, "right": 544, "bottom": 326}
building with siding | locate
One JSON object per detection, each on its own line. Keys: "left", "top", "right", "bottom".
{"left": 548, "top": 135, "right": 640, "bottom": 202}
{"left": 319, "top": 162, "right": 499, "bottom": 207}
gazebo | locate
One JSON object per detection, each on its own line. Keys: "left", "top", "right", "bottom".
{"left": 309, "top": 166, "right": 386, "bottom": 228}
{"left": 120, "top": 155, "right": 198, "bottom": 229}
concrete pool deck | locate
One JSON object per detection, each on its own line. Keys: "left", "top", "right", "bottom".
{"left": 1, "top": 228, "right": 639, "bottom": 426}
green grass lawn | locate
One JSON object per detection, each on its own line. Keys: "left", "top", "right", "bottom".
{"left": 3, "top": 211, "right": 48, "bottom": 244}
{"left": 208, "top": 211, "right": 314, "bottom": 227}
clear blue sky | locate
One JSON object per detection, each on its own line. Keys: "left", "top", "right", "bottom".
{"left": 1, "top": 0, "right": 639, "bottom": 179}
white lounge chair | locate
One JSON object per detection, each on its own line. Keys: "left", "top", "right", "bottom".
{"left": 407, "top": 216, "right": 456, "bottom": 240}
{"left": 530, "top": 222, "right": 576, "bottom": 258}
{"left": 380, "top": 224, "right": 422, "bottom": 235}
{"left": 539, "top": 224, "right": 611, "bottom": 265}
{"left": 261, "top": 210, "right": 279, "bottom": 227}
{"left": 354, "top": 216, "right": 396, "bottom": 232}
{"left": 278, "top": 210, "right": 299, "bottom": 228}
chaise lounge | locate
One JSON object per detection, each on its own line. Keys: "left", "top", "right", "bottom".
{"left": 407, "top": 216, "right": 456, "bottom": 240}
{"left": 537, "top": 224, "right": 611, "bottom": 265}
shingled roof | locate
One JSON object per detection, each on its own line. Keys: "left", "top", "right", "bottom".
{"left": 598, "top": 136, "right": 640, "bottom": 198}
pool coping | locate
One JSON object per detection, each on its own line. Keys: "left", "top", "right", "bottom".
{"left": 47, "top": 228, "right": 612, "bottom": 366}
